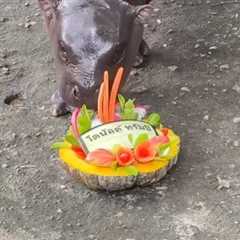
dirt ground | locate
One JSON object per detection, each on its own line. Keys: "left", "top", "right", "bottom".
{"left": 0, "top": 0, "right": 240, "bottom": 239}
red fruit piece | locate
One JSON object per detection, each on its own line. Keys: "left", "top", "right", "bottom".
{"left": 149, "top": 135, "right": 169, "bottom": 146}
{"left": 161, "top": 128, "right": 169, "bottom": 136}
{"left": 116, "top": 147, "right": 135, "bottom": 166}
{"left": 72, "top": 146, "right": 86, "bottom": 159}
{"left": 134, "top": 142, "right": 156, "bottom": 163}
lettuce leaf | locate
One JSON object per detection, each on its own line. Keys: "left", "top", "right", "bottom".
{"left": 78, "top": 105, "right": 92, "bottom": 134}
{"left": 134, "top": 133, "right": 149, "bottom": 148}
{"left": 145, "top": 113, "right": 161, "bottom": 127}
{"left": 124, "top": 166, "right": 139, "bottom": 176}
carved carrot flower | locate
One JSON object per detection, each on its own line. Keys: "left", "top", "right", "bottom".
{"left": 149, "top": 128, "right": 170, "bottom": 146}
{"left": 134, "top": 141, "right": 157, "bottom": 163}
{"left": 86, "top": 149, "right": 115, "bottom": 167}
{"left": 115, "top": 147, "right": 135, "bottom": 166}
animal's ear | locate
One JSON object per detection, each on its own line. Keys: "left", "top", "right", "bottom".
{"left": 134, "top": 5, "right": 153, "bottom": 21}
{"left": 38, "top": 0, "right": 54, "bottom": 21}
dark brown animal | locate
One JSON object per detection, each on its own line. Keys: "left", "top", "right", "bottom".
{"left": 38, "top": 0, "right": 151, "bottom": 116}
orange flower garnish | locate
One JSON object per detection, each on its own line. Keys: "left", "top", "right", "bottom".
{"left": 149, "top": 129, "right": 170, "bottom": 146}
{"left": 134, "top": 142, "right": 157, "bottom": 163}
{"left": 116, "top": 147, "right": 135, "bottom": 166}
{"left": 86, "top": 149, "right": 115, "bottom": 167}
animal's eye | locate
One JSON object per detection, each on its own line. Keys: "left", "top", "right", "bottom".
{"left": 111, "top": 43, "right": 126, "bottom": 65}
{"left": 59, "top": 41, "right": 69, "bottom": 63}
{"left": 60, "top": 51, "right": 69, "bottom": 62}
{"left": 72, "top": 85, "right": 80, "bottom": 98}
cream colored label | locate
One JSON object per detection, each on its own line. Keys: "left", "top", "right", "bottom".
{"left": 80, "top": 120, "right": 158, "bottom": 153}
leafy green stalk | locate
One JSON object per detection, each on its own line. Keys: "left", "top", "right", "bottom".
{"left": 51, "top": 142, "right": 70, "bottom": 150}
{"left": 158, "top": 143, "right": 171, "bottom": 157}
{"left": 118, "top": 96, "right": 138, "bottom": 120}
{"left": 128, "top": 134, "right": 134, "bottom": 145}
{"left": 134, "top": 133, "right": 149, "bottom": 148}
{"left": 111, "top": 162, "right": 118, "bottom": 171}
{"left": 124, "top": 166, "right": 139, "bottom": 176}
{"left": 118, "top": 94, "right": 126, "bottom": 112}
{"left": 144, "top": 113, "right": 161, "bottom": 127}
{"left": 121, "top": 109, "right": 138, "bottom": 120}
{"left": 65, "top": 134, "right": 79, "bottom": 146}
{"left": 78, "top": 105, "right": 92, "bottom": 134}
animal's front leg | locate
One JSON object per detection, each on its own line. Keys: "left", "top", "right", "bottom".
{"left": 51, "top": 90, "right": 72, "bottom": 117}
{"left": 133, "top": 39, "right": 150, "bottom": 68}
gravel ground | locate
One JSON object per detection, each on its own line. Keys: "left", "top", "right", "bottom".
{"left": 0, "top": 0, "right": 240, "bottom": 239}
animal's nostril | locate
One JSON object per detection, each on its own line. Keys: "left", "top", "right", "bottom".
{"left": 73, "top": 89, "right": 77, "bottom": 97}
{"left": 72, "top": 85, "right": 80, "bottom": 98}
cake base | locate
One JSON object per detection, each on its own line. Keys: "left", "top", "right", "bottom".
{"left": 58, "top": 129, "right": 180, "bottom": 191}
{"left": 60, "top": 156, "right": 178, "bottom": 191}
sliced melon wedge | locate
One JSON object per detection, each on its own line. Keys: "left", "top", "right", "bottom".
{"left": 59, "top": 129, "right": 180, "bottom": 191}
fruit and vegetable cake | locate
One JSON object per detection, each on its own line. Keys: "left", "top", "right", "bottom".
{"left": 52, "top": 68, "right": 180, "bottom": 191}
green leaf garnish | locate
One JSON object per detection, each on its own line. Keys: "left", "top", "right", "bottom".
{"left": 65, "top": 134, "right": 79, "bottom": 146}
{"left": 118, "top": 96, "right": 138, "bottom": 120}
{"left": 118, "top": 94, "right": 126, "bottom": 112}
{"left": 134, "top": 133, "right": 149, "bottom": 148}
{"left": 158, "top": 143, "right": 171, "bottom": 157}
{"left": 111, "top": 162, "right": 118, "bottom": 171}
{"left": 78, "top": 105, "right": 92, "bottom": 134}
{"left": 87, "top": 109, "right": 95, "bottom": 120}
{"left": 124, "top": 166, "right": 139, "bottom": 176}
{"left": 128, "top": 134, "right": 133, "bottom": 145}
{"left": 145, "top": 113, "right": 161, "bottom": 127}
{"left": 66, "top": 129, "right": 72, "bottom": 136}
{"left": 158, "top": 143, "right": 170, "bottom": 151}
{"left": 51, "top": 142, "right": 70, "bottom": 150}
{"left": 125, "top": 99, "right": 135, "bottom": 109}
{"left": 121, "top": 109, "right": 138, "bottom": 120}
{"left": 159, "top": 147, "right": 170, "bottom": 157}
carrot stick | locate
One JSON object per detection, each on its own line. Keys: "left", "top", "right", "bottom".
{"left": 98, "top": 83, "right": 104, "bottom": 122}
{"left": 109, "top": 67, "right": 124, "bottom": 121}
{"left": 103, "top": 71, "right": 109, "bottom": 122}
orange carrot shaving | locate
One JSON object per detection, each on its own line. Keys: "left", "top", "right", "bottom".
{"left": 109, "top": 67, "right": 124, "bottom": 121}
{"left": 103, "top": 71, "right": 109, "bottom": 122}
{"left": 98, "top": 83, "right": 105, "bottom": 122}
{"left": 97, "top": 67, "right": 124, "bottom": 123}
